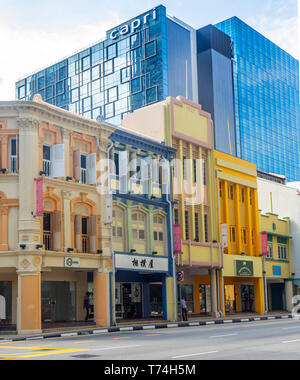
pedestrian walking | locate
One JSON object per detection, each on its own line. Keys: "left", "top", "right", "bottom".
{"left": 83, "top": 292, "right": 91, "bottom": 321}
{"left": 181, "top": 298, "right": 188, "bottom": 321}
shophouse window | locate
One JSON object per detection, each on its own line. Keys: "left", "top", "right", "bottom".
{"left": 185, "top": 211, "right": 189, "bottom": 240}
{"left": 228, "top": 185, "right": 234, "bottom": 200}
{"left": 9, "top": 137, "right": 18, "bottom": 173}
{"left": 74, "top": 215, "right": 97, "bottom": 253}
{"left": 230, "top": 226, "right": 236, "bottom": 243}
{"left": 202, "top": 160, "right": 206, "bottom": 185}
{"left": 153, "top": 214, "right": 166, "bottom": 255}
{"left": 219, "top": 181, "right": 223, "bottom": 198}
{"left": 240, "top": 188, "right": 245, "bottom": 203}
{"left": 43, "top": 213, "right": 53, "bottom": 251}
{"left": 204, "top": 214, "right": 209, "bottom": 243}
{"left": 132, "top": 211, "right": 147, "bottom": 254}
{"left": 42, "top": 143, "right": 64, "bottom": 178}
{"left": 278, "top": 237, "right": 288, "bottom": 260}
{"left": 112, "top": 207, "right": 125, "bottom": 251}
{"left": 73, "top": 149, "right": 96, "bottom": 185}
{"left": 267, "top": 243, "right": 273, "bottom": 258}
{"left": 195, "top": 213, "right": 199, "bottom": 242}
{"left": 241, "top": 228, "right": 247, "bottom": 244}
{"left": 174, "top": 209, "right": 179, "bottom": 226}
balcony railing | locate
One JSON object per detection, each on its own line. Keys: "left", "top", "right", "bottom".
{"left": 43, "top": 159, "right": 52, "bottom": 177}
{"left": 10, "top": 156, "right": 17, "bottom": 173}
{"left": 43, "top": 231, "right": 52, "bottom": 251}
{"left": 81, "top": 168, "right": 87, "bottom": 184}
{"left": 82, "top": 235, "right": 88, "bottom": 253}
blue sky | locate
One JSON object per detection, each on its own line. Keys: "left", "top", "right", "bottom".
{"left": 0, "top": 0, "right": 298, "bottom": 100}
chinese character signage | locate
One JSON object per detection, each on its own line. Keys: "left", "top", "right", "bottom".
{"left": 36, "top": 178, "right": 43, "bottom": 216}
{"left": 174, "top": 225, "right": 182, "bottom": 254}
{"left": 115, "top": 253, "right": 169, "bottom": 272}
{"left": 261, "top": 232, "right": 268, "bottom": 256}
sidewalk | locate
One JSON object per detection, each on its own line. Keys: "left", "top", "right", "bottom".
{"left": 0, "top": 312, "right": 293, "bottom": 342}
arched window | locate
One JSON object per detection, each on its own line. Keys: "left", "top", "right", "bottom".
{"left": 112, "top": 206, "right": 126, "bottom": 252}
{"left": 132, "top": 210, "right": 147, "bottom": 254}
{"left": 153, "top": 213, "right": 166, "bottom": 255}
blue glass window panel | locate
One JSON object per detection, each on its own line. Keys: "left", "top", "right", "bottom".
{"left": 56, "top": 93, "right": 67, "bottom": 107}
{"left": 104, "top": 72, "right": 120, "bottom": 88}
{"left": 71, "top": 88, "right": 79, "bottom": 103}
{"left": 69, "top": 62, "right": 76, "bottom": 76}
{"left": 59, "top": 66, "right": 67, "bottom": 80}
{"left": 146, "top": 86, "right": 157, "bottom": 104}
{"left": 80, "top": 84, "right": 89, "bottom": 99}
{"left": 131, "top": 62, "right": 141, "bottom": 79}
{"left": 104, "top": 60, "right": 114, "bottom": 75}
{"left": 80, "top": 49, "right": 90, "bottom": 60}
{"left": 131, "top": 92, "right": 145, "bottom": 111}
{"left": 131, "top": 77, "right": 141, "bottom": 94}
{"left": 131, "top": 47, "right": 143, "bottom": 62}
{"left": 70, "top": 75, "right": 79, "bottom": 89}
{"left": 82, "top": 56, "right": 90, "bottom": 71}
{"left": 91, "top": 80, "right": 101, "bottom": 94}
{"left": 92, "top": 65, "right": 100, "bottom": 81}
{"left": 114, "top": 55, "right": 127, "bottom": 70}
{"left": 46, "top": 86, "right": 53, "bottom": 99}
{"left": 118, "top": 38, "right": 130, "bottom": 53}
{"left": 38, "top": 76, "right": 45, "bottom": 90}
{"left": 56, "top": 81, "right": 65, "bottom": 95}
{"left": 107, "top": 44, "right": 117, "bottom": 60}
{"left": 82, "top": 70, "right": 91, "bottom": 84}
{"left": 108, "top": 86, "right": 118, "bottom": 103}
{"left": 115, "top": 98, "right": 128, "bottom": 113}
{"left": 105, "top": 103, "right": 115, "bottom": 118}
{"left": 39, "top": 89, "right": 45, "bottom": 100}
{"left": 82, "top": 97, "right": 91, "bottom": 112}
{"left": 83, "top": 111, "right": 91, "bottom": 119}
{"left": 18, "top": 86, "right": 25, "bottom": 99}
{"left": 45, "top": 68, "right": 56, "bottom": 86}
{"left": 92, "top": 93, "right": 104, "bottom": 108}
{"left": 130, "top": 33, "right": 141, "bottom": 49}
{"left": 119, "top": 82, "right": 130, "bottom": 96}
{"left": 121, "top": 67, "right": 130, "bottom": 83}
{"left": 145, "top": 41, "right": 156, "bottom": 58}
{"left": 93, "top": 107, "right": 103, "bottom": 119}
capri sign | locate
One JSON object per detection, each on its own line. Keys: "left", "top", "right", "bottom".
{"left": 236, "top": 260, "right": 254, "bottom": 277}
{"left": 109, "top": 8, "right": 157, "bottom": 40}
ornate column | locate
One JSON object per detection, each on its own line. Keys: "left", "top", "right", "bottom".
{"left": 17, "top": 118, "right": 41, "bottom": 250}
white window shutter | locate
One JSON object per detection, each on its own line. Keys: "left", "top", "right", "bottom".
{"left": 52, "top": 144, "right": 65, "bottom": 178}
{"left": 119, "top": 150, "right": 128, "bottom": 194}
{"left": 141, "top": 157, "right": 150, "bottom": 195}
{"left": 73, "top": 150, "right": 81, "bottom": 181}
{"left": 87, "top": 153, "right": 97, "bottom": 185}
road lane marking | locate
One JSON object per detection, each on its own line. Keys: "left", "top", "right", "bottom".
{"left": 210, "top": 334, "right": 238, "bottom": 338}
{"left": 172, "top": 351, "right": 219, "bottom": 359}
{"left": 0, "top": 346, "right": 88, "bottom": 360}
{"left": 112, "top": 337, "right": 129, "bottom": 340}
{"left": 282, "top": 339, "right": 300, "bottom": 344}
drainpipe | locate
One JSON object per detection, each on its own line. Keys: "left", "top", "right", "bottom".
{"left": 97, "top": 137, "right": 116, "bottom": 326}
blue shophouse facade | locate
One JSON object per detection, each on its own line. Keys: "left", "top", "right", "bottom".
{"left": 108, "top": 128, "right": 177, "bottom": 321}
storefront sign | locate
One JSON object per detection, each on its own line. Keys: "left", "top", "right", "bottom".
{"left": 109, "top": 8, "right": 157, "bottom": 40}
{"left": 115, "top": 253, "right": 168, "bottom": 273}
{"left": 36, "top": 178, "right": 43, "bottom": 216}
{"left": 65, "top": 257, "right": 81, "bottom": 268}
{"left": 273, "top": 266, "right": 282, "bottom": 276}
{"left": 236, "top": 260, "right": 254, "bottom": 277}
{"left": 261, "top": 232, "right": 268, "bottom": 256}
{"left": 174, "top": 225, "right": 182, "bottom": 254}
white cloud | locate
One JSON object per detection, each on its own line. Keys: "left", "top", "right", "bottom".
{"left": 0, "top": 14, "right": 121, "bottom": 100}
{"left": 248, "top": 1, "right": 299, "bottom": 59}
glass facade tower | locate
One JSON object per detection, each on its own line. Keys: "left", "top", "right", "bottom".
{"left": 215, "top": 17, "right": 300, "bottom": 182}
{"left": 16, "top": 6, "right": 170, "bottom": 126}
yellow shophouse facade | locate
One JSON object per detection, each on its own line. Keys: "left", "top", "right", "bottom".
{"left": 215, "top": 150, "right": 265, "bottom": 315}
{"left": 260, "top": 212, "right": 293, "bottom": 312}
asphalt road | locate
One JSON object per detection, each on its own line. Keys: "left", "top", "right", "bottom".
{"left": 1, "top": 319, "right": 300, "bottom": 361}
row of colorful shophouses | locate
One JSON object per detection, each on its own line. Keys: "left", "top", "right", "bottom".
{"left": 0, "top": 95, "right": 298, "bottom": 334}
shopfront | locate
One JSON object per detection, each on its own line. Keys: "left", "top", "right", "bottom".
{"left": 0, "top": 282, "right": 12, "bottom": 324}
{"left": 115, "top": 253, "right": 171, "bottom": 320}
{"left": 223, "top": 256, "right": 264, "bottom": 315}
{"left": 42, "top": 281, "right": 76, "bottom": 322}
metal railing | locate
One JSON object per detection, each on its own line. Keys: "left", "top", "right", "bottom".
{"left": 43, "top": 231, "right": 52, "bottom": 251}
{"left": 10, "top": 156, "right": 18, "bottom": 173}
{"left": 82, "top": 235, "right": 88, "bottom": 253}
{"left": 43, "top": 159, "right": 52, "bottom": 177}
{"left": 81, "top": 168, "right": 87, "bottom": 184}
